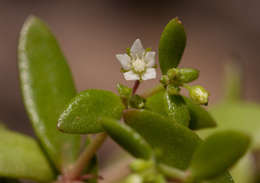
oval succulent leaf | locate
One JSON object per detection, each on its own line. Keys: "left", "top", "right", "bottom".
{"left": 18, "top": 15, "right": 81, "bottom": 170}
{"left": 184, "top": 97, "right": 216, "bottom": 130}
{"left": 204, "top": 172, "right": 234, "bottom": 183}
{"left": 0, "top": 128, "right": 54, "bottom": 182}
{"left": 101, "top": 117, "right": 153, "bottom": 159}
{"left": 189, "top": 130, "right": 250, "bottom": 180}
{"left": 145, "top": 90, "right": 168, "bottom": 116}
{"left": 145, "top": 90, "right": 190, "bottom": 127}
{"left": 58, "top": 89, "right": 124, "bottom": 134}
{"left": 123, "top": 109, "right": 201, "bottom": 170}
{"left": 165, "top": 93, "right": 190, "bottom": 127}
{"left": 178, "top": 68, "right": 199, "bottom": 83}
{"left": 159, "top": 17, "right": 186, "bottom": 74}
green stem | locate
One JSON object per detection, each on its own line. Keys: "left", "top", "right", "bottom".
{"left": 158, "top": 164, "right": 187, "bottom": 182}
{"left": 140, "top": 84, "right": 164, "bottom": 98}
{"left": 66, "top": 132, "right": 107, "bottom": 180}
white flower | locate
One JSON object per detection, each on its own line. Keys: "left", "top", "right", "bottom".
{"left": 116, "top": 39, "right": 156, "bottom": 81}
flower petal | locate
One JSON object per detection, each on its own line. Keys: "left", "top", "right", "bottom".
{"left": 116, "top": 54, "right": 131, "bottom": 70}
{"left": 123, "top": 71, "right": 140, "bottom": 80}
{"left": 130, "top": 39, "right": 145, "bottom": 58}
{"left": 142, "top": 68, "right": 156, "bottom": 80}
{"left": 145, "top": 51, "right": 156, "bottom": 67}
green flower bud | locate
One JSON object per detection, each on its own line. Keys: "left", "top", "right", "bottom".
{"left": 178, "top": 68, "right": 199, "bottom": 83}
{"left": 160, "top": 75, "right": 169, "bottom": 86}
{"left": 167, "top": 68, "right": 179, "bottom": 80}
{"left": 125, "top": 174, "right": 143, "bottom": 183}
{"left": 167, "top": 84, "right": 180, "bottom": 95}
{"left": 117, "top": 83, "right": 132, "bottom": 99}
{"left": 130, "top": 159, "right": 154, "bottom": 172}
{"left": 129, "top": 95, "right": 145, "bottom": 109}
{"left": 189, "top": 85, "right": 209, "bottom": 105}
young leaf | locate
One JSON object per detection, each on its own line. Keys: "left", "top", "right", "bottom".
{"left": 18, "top": 16, "right": 81, "bottom": 170}
{"left": 165, "top": 93, "right": 190, "bottom": 127}
{"left": 189, "top": 130, "right": 250, "bottom": 180}
{"left": 159, "top": 18, "right": 186, "bottom": 74}
{"left": 123, "top": 109, "right": 201, "bottom": 170}
{"left": 58, "top": 89, "right": 124, "bottom": 134}
{"left": 0, "top": 128, "right": 54, "bottom": 182}
{"left": 184, "top": 97, "right": 216, "bottom": 130}
{"left": 145, "top": 90, "right": 168, "bottom": 116}
{"left": 145, "top": 90, "right": 190, "bottom": 127}
{"left": 101, "top": 117, "right": 153, "bottom": 159}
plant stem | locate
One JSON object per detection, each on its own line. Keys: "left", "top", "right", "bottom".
{"left": 132, "top": 80, "right": 140, "bottom": 94}
{"left": 158, "top": 164, "right": 187, "bottom": 182}
{"left": 140, "top": 84, "right": 164, "bottom": 98}
{"left": 66, "top": 132, "right": 107, "bottom": 180}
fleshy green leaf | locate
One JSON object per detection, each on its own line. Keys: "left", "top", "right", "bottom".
{"left": 184, "top": 97, "right": 216, "bottom": 130}
{"left": 0, "top": 128, "right": 54, "bottom": 182}
{"left": 145, "top": 90, "right": 168, "bottom": 116}
{"left": 123, "top": 109, "right": 201, "bottom": 170}
{"left": 165, "top": 93, "right": 190, "bottom": 127}
{"left": 18, "top": 16, "right": 81, "bottom": 170}
{"left": 159, "top": 18, "right": 186, "bottom": 74}
{"left": 204, "top": 172, "right": 234, "bottom": 183}
{"left": 190, "top": 130, "right": 250, "bottom": 180}
{"left": 58, "top": 89, "right": 124, "bottom": 134}
{"left": 201, "top": 101, "right": 260, "bottom": 148}
{"left": 145, "top": 90, "right": 190, "bottom": 127}
{"left": 101, "top": 117, "right": 153, "bottom": 159}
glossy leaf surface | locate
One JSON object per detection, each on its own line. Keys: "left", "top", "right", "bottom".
{"left": 159, "top": 18, "right": 186, "bottom": 74}
{"left": 101, "top": 117, "right": 153, "bottom": 159}
{"left": 18, "top": 16, "right": 81, "bottom": 170}
{"left": 145, "top": 90, "right": 190, "bottom": 127}
{"left": 184, "top": 97, "right": 216, "bottom": 130}
{"left": 190, "top": 130, "right": 250, "bottom": 180}
{"left": 0, "top": 128, "right": 54, "bottom": 182}
{"left": 123, "top": 109, "right": 201, "bottom": 170}
{"left": 58, "top": 89, "right": 124, "bottom": 134}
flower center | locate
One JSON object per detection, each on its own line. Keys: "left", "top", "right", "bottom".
{"left": 132, "top": 58, "right": 146, "bottom": 73}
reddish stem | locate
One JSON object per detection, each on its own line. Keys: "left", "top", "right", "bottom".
{"left": 132, "top": 80, "right": 140, "bottom": 94}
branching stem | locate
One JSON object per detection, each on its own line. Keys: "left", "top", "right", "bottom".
{"left": 66, "top": 133, "right": 107, "bottom": 181}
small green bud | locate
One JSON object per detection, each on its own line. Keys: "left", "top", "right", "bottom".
{"left": 188, "top": 85, "right": 209, "bottom": 105}
{"left": 160, "top": 75, "right": 169, "bottom": 86}
{"left": 167, "top": 68, "right": 179, "bottom": 80}
{"left": 117, "top": 83, "right": 132, "bottom": 99}
{"left": 129, "top": 95, "right": 145, "bottom": 109}
{"left": 130, "top": 159, "right": 154, "bottom": 172}
{"left": 125, "top": 174, "right": 143, "bottom": 183}
{"left": 167, "top": 84, "right": 180, "bottom": 95}
{"left": 178, "top": 68, "right": 199, "bottom": 83}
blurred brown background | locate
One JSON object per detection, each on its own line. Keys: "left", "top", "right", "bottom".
{"left": 0, "top": 0, "right": 260, "bottom": 171}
